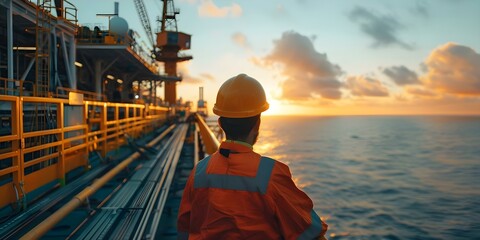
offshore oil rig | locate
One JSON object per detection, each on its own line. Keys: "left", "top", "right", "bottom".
{"left": 0, "top": 0, "right": 219, "bottom": 239}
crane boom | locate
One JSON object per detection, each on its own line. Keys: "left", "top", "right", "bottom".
{"left": 161, "top": 0, "right": 179, "bottom": 32}
{"left": 134, "top": 0, "right": 155, "bottom": 48}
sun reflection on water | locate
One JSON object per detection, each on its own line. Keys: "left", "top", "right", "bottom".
{"left": 292, "top": 177, "right": 313, "bottom": 189}
{"left": 254, "top": 132, "right": 282, "bottom": 156}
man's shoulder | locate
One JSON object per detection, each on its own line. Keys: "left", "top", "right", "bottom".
{"left": 195, "top": 155, "right": 212, "bottom": 172}
{"left": 260, "top": 156, "right": 291, "bottom": 175}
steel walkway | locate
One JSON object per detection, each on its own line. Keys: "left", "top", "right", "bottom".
{"left": 0, "top": 122, "right": 197, "bottom": 239}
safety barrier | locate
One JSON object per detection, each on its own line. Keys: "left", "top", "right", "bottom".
{"left": 55, "top": 86, "right": 105, "bottom": 101}
{"left": 24, "top": 0, "right": 78, "bottom": 25}
{"left": 0, "top": 95, "right": 169, "bottom": 210}
{"left": 194, "top": 113, "right": 220, "bottom": 155}
{"left": 0, "top": 77, "right": 35, "bottom": 96}
{"left": 63, "top": 0, "right": 78, "bottom": 24}
{"left": 76, "top": 30, "right": 157, "bottom": 74}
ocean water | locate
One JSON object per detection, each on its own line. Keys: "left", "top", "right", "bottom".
{"left": 253, "top": 116, "right": 480, "bottom": 240}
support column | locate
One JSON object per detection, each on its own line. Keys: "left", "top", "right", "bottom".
{"left": 54, "top": 0, "right": 64, "bottom": 19}
{"left": 53, "top": 29, "right": 60, "bottom": 88}
{"left": 94, "top": 60, "right": 103, "bottom": 97}
{"left": 164, "top": 61, "right": 177, "bottom": 106}
{"left": 61, "top": 32, "right": 73, "bottom": 88}
{"left": 150, "top": 79, "right": 154, "bottom": 105}
{"left": 92, "top": 58, "right": 117, "bottom": 100}
{"left": 57, "top": 102, "right": 65, "bottom": 186}
{"left": 69, "top": 34, "right": 76, "bottom": 89}
{"left": 153, "top": 80, "right": 157, "bottom": 105}
{"left": 120, "top": 73, "right": 130, "bottom": 102}
{"left": 7, "top": 0, "right": 14, "bottom": 84}
{"left": 124, "top": 80, "right": 133, "bottom": 103}
{"left": 100, "top": 103, "right": 107, "bottom": 158}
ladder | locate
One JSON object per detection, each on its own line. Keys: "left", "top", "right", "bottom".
{"left": 35, "top": 0, "right": 53, "bottom": 97}
{"left": 25, "top": 1, "right": 56, "bottom": 165}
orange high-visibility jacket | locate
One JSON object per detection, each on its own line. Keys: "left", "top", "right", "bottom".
{"left": 177, "top": 141, "right": 328, "bottom": 239}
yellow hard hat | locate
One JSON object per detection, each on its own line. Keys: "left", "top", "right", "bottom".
{"left": 213, "top": 74, "right": 269, "bottom": 118}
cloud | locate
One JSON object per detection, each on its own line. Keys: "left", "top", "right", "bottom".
{"left": 346, "top": 75, "right": 389, "bottom": 97}
{"left": 349, "top": 6, "right": 413, "bottom": 50}
{"left": 276, "top": 4, "right": 286, "bottom": 14}
{"left": 382, "top": 65, "right": 420, "bottom": 85}
{"left": 198, "top": 0, "right": 242, "bottom": 18}
{"left": 261, "top": 31, "right": 343, "bottom": 101}
{"left": 177, "top": 62, "right": 214, "bottom": 84}
{"left": 422, "top": 42, "right": 480, "bottom": 96}
{"left": 180, "top": 0, "right": 198, "bottom": 4}
{"left": 405, "top": 86, "right": 437, "bottom": 97}
{"left": 411, "top": 0, "right": 429, "bottom": 18}
{"left": 272, "top": 4, "right": 289, "bottom": 19}
{"left": 199, "top": 73, "right": 215, "bottom": 81}
{"left": 231, "top": 32, "right": 251, "bottom": 49}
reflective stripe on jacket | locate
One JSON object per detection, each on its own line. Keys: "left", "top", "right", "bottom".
{"left": 177, "top": 141, "right": 328, "bottom": 240}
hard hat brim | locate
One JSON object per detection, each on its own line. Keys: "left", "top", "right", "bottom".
{"left": 213, "top": 102, "right": 269, "bottom": 118}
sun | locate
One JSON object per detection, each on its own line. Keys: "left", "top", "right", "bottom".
{"left": 264, "top": 99, "right": 283, "bottom": 116}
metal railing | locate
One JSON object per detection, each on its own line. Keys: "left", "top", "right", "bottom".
{"left": 63, "top": 0, "right": 78, "bottom": 25}
{"left": 25, "top": 0, "right": 78, "bottom": 25}
{"left": 0, "top": 95, "right": 170, "bottom": 210}
{"left": 0, "top": 77, "right": 35, "bottom": 96}
{"left": 76, "top": 29, "right": 158, "bottom": 74}
{"left": 194, "top": 113, "right": 220, "bottom": 155}
{"left": 55, "top": 86, "right": 105, "bottom": 101}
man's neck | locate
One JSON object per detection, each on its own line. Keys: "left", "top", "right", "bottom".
{"left": 224, "top": 139, "right": 253, "bottom": 149}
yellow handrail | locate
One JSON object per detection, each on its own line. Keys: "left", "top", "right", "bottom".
{"left": 0, "top": 94, "right": 170, "bottom": 209}
{"left": 55, "top": 86, "right": 104, "bottom": 101}
{"left": 194, "top": 113, "right": 220, "bottom": 155}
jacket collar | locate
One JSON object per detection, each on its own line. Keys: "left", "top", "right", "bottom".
{"left": 220, "top": 140, "right": 253, "bottom": 152}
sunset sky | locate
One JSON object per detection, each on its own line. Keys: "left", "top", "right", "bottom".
{"left": 74, "top": 0, "right": 480, "bottom": 115}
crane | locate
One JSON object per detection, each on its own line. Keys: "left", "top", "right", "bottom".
{"left": 133, "top": 0, "right": 155, "bottom": 49}
{"left": 160, "top": 0, "right": 179, "bottom": 32}
{"left": 134, "top": 0, "right": 192, "bottom": 106}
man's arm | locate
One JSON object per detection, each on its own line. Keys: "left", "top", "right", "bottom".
{"left": 267, "top": 162, "right": 328, "bottom": 239}
{"left": 177, "top": 170, "right": 195, "bottom": 239}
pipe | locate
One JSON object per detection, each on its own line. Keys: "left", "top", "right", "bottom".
{"left": 114, "top": 2, "right": 119, "bottom": 15}
{"left": 20, "top": 125, "right": 176, "bottom": 240}
{"left": 133, "top": 125, "right": 187, "bottom": 239}
{"left": 146, "top": 124, "right": 176, "bottom": 148}
{"left": 146, "top": 125, "right": 187, "bottom": 238}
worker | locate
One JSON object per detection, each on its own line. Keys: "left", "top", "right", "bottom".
{"left": 177, "top": 74, "right": 328, "bottom": 239}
